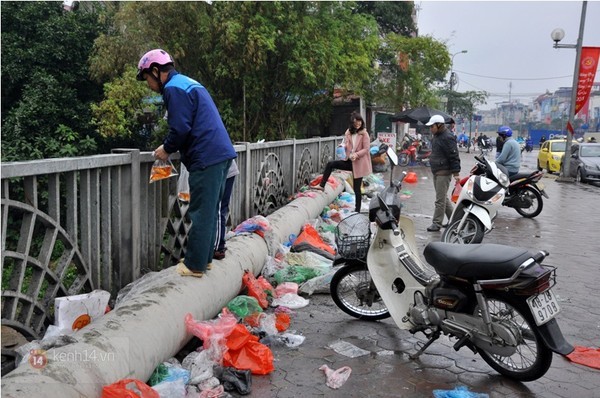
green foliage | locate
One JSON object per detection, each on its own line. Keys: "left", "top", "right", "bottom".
{"left": 371, "top": 34, "right": 451, "bottom": 111}
{"left": 355, "top": 1, "right": 416, "bottom": 36}
{"left": 91, "top": 67, "right": 160, "bottom": 149}
{"left": 90, "top": 1, "right": 382, "bottom": 141}
{"left": 1, "top": 1, "right": 104, "bottom": 160}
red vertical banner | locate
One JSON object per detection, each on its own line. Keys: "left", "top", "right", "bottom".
{"left": 575, "top": 47, "right": 600, "bottom": 115}
{"left": 567, "top": 47, "right": 600, "bottom": 135}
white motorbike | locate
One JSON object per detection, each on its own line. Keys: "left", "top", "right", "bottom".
{"left": 441, "top": 155, "right": 509, "bottom": 244}
{"left": 332, "top": 148, "right": 573, "bottom": 381}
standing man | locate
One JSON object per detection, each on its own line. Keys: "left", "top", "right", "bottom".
{"left": 425, "top": 115, "right": 461, "bottom": 232}
{"left": 495, "top": 126, "right": 521, "bottom": 176}
{"left": 137, "top": 49, "right": 237, "bottom": 277}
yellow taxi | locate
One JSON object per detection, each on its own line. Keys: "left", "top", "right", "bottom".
{"left": 537, "top": 139, "right": 567, "bottom": 173}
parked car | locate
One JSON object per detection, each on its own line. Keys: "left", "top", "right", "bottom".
{"left": 537, "top": 139, "right": 567, "bottom": 173}
{"left": 566, "top": 143, "right": 600, "bottom": 183}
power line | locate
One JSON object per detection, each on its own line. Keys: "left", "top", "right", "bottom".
{"left": 454, "top": 69, "right": 573, "bottom": 81}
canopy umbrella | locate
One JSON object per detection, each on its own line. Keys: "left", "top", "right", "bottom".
{"left": 389, "top": 107, "right": 454, "bottom": 124}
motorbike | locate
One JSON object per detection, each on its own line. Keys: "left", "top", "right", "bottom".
{"left": 398, "top": 138, "right": 431, "bottom": 167}
{"left": 441, "top": 156, "right": 509, "bottom": 244}
{"left": 503, "top": 170, "right": 548, "bottom": 218}
{"left": 330, "top": 147, "right": 574, "bottom": 381}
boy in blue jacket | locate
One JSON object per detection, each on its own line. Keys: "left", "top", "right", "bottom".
{"left": 137, "top": 49, "right": 237, "bottom": 277}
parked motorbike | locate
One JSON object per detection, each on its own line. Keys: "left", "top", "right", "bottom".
{"left": 331, "top": 148, "right": 573, "bottom": 381}
{"left": 503, "top": 170, "right": 548, "bottom": 218}
{"left": 398, "top": 139, "right": 431, "bottom": 167}
{"left": 441, "top": 155, "right": 509, "bottom": 244}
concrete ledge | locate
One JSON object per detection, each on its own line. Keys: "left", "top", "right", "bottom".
{"left": 1, "top": 179, "right": 344, "bottom": 397}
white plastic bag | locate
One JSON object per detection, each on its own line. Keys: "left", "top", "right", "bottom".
{"left": 177, "top": 163, "right": 190, "bottom": 202}
{"left": 319, "top": 364, "right": 352, "bottom": 389}
{"left": 54, "top": 290, "right": 110, "bottom": 331}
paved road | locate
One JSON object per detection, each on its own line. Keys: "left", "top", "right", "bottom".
{"left": 239, "top": 149, "right": 600, "bottom": 398}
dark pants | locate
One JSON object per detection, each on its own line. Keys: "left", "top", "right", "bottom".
{"left": 320, "top": 159, "right": 363, "bottom": 213}
{"left": 186, "top": 159, "right": 232, "bottom": 271}
{"left": 214, "top": 175, "right": 235, "bottom": 252}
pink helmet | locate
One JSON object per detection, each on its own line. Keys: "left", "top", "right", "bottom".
{"left": 136, "top": 49, "right": 174, "bottom": 81}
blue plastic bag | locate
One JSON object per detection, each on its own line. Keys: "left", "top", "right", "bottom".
{"left": 433, "top": 385, "right": 489, "bottom": 398}
{"left": 336, "top": 146, "right": 346, "bottom": 160}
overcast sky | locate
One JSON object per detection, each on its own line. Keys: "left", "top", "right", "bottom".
{"left": 417, "top": 1, "right": 600, "bottom": 110}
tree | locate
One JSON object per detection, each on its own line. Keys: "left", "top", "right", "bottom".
{"left": 355, "top": 1, "right": 416, "bottom": 36}
{"left": 89, "top": 2, "right": 381, "bottom": 142}
{"left": 1, "top": 1, "right": 104, "bottom": 160}
{"left": 370, "top": 34, "right": 451, "bottom": 111}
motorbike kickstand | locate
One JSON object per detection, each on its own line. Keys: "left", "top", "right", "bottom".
{"left": 409, "top": 331, "right": 440, "bottom": 360}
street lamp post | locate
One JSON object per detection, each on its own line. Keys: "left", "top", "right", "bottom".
{"left": 551, "top": 1, "right": 587, "bottom": 182}
{"left": 448, "top": 50, "right": 468, "bottom": 114}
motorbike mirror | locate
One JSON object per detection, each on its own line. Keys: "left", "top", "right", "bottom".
{"left": 386, "top": 146, "right": 398, "bottom": 166}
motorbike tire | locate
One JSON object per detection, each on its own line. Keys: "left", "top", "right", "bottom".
{"left": 398, "top": 153, "right": 410, "bottom": 167}
{"left": 441, "top": 215, "right": 485, "bottom": 244}
{"left": 514, "top": 186, "right": 543, "bottom": 218}
{"left": 475, "top": 295, "right": 553, "bottom": 381}
{"left": 329, "top": 262, "right": 390, "bottom": 321}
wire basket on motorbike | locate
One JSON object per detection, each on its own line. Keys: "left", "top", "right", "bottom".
{"left": 335, "top": 213, "right": 371, "bottom": 259}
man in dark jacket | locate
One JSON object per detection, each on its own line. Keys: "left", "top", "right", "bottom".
{"left": 137, "top": 49, "right": 237, "bottom": 277}
{"left": 425, "top": 115, "right": 461, "bottom": 232}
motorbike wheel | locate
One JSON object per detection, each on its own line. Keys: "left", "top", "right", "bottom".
{"left": 476, "top": 296, "right": 553, "bottom": 381}
{"left": 441, "top": 215, "right": 485, "bottom": 244}
{"left": 398, "top": 153, "right": 410, "bottom": 167}
{"left": 514, "top": 186, "right": 543, "bottom": 218}
{"left": 329, "top": 262, "right": 390, "bottom": 321}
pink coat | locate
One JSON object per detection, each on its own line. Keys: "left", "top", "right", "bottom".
{"left": 343, "top": 128, "right": 372, "bottom": 179}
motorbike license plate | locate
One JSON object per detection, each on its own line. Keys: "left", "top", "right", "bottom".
{"left": 527, "top": 289, "right": 561, "bottom": 326}
{"left": 536, "top": 182, "right": 545, "bottom": 191}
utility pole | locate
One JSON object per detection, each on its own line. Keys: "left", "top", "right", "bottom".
{"left": 447, "top": 50, "right": 467, "bottom": 114}
{"left": 551, "top": 1, "right": 587, "bottom": 182}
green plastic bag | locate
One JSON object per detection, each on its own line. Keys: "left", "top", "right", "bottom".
{"left": 227, "top": 295, "right": 263, "bottom": 318}
{"left": 273, "top": 265, "right": 322, "bottom": 285}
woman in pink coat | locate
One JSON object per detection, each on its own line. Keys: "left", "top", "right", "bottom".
{"left": 314, "top": 111, "right": 372, "bottom": 212}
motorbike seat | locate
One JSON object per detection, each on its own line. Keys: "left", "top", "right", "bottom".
{"left": 423, "top": 242, "right": 533, "bottom": 280}
{"left": 509, "top": 171, "right": 533, "bottom": 182}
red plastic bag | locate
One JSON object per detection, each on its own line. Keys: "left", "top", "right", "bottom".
{"left": 451, "top": 181, "right": 463, "bottom": 203}
{"left": 242, "top": 271, "right": 269, "bottom": 309}
{"left": 404, "top": 172, "right": 418, "bottom": 184}
{"left": 102, "top": 379, "right": 159, "bottom": 398}
{"left": 185, "top": 308, "right": 238, "bottom": 349}
{"left": 223, "top": 324, "right": 275, "bottom": 375}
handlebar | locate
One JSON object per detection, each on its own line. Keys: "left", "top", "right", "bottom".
{"left": 532, "top": 250, "right": 549, "bottom": 264}
{"left": 391, "top": 221, "right": 400, "bottom": 236}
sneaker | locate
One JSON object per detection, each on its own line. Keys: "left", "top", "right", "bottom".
{"left": 427, "top": 224, "right": 441, "bottom": 232}
{"left": 213, "top": 250, "right": 226, "bottom": 260}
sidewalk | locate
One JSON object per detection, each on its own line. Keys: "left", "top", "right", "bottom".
{"left": 240, "top": 150, "right": 600, "bottom": 398}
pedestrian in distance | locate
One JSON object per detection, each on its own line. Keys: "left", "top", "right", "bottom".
{"left": 425, "top": 114, "right": 461, "bottom": 232}
{"left": 495, "top": 126, "right": 521, "bottom": 177}
{"left": 314, "top": 111, "right": 372, "bottom": 213}
{"left": 213, "top": 159, "right": 239, "bottom": 260}
{"left": 137, "top": 49, "right": 237, "bottom": 277}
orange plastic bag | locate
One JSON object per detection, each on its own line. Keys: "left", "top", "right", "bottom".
{"left": 275, "top": 312, "right": 291, "bottom": 332}
{"left": 404, "top": 171, "right": 418, "bottom": 184}
{"left": 102, "top": 379, "right": 159, "bottom": 398}
{"left": 451, "top": 181, "right": 463, "bottom": 203}
{"left": 292, "top": 224, "right": 335, "bottom": 256}
{"left": 242, "top": 271, "right": 269, "bottom": 309}
{"left": 223, "top": 324, "right": 275, "bottom": 375}
{"left": 566, "top": 346, "right": 600, "bottom": 369}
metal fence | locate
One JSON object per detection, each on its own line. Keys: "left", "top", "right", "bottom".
{"left": 0, "top": 137, "right": 341, "bottom": 341}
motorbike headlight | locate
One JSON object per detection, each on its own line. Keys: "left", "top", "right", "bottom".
{"left": 498, "top": 172, "right": 509, "bottom": 188}
{"left": 465, "top": 179, "right": 475, "bottom": 199}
